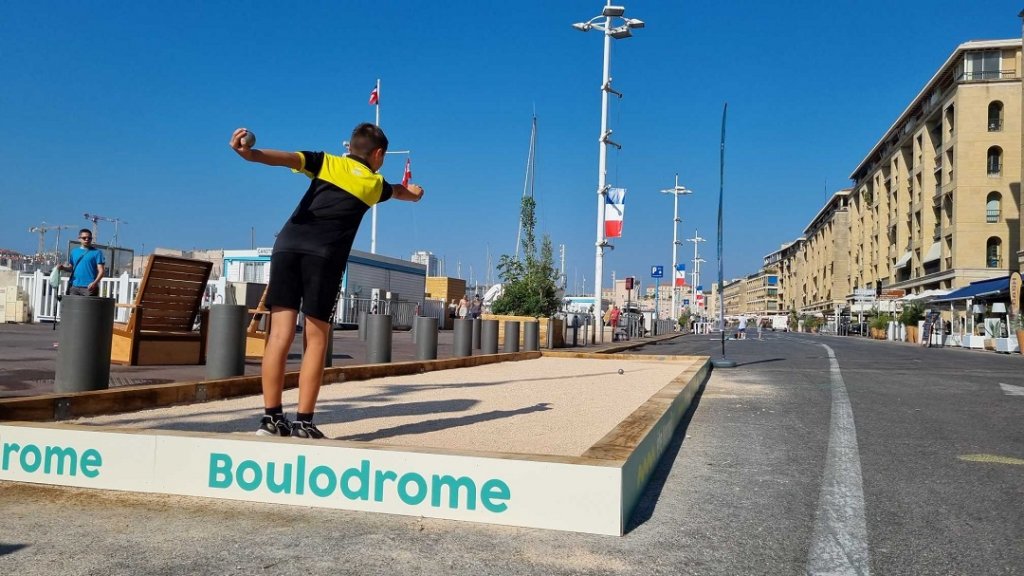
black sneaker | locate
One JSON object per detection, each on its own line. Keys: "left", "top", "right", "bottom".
{"left": 256, "top": 415, "right": 292, "bottom": 437}
{"left": 291, "top": 420, "right": 325, "bottom": 439}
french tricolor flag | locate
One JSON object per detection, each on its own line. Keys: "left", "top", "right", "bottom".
{"left": 604, "top": 188, "right": 626, "bottom": 238}
{"left": 675, "top": 263, "right": 686, "bottom": 287}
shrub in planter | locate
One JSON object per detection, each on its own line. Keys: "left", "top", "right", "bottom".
{"left": 899, "top": 301, "right": 925, "bottom": 343}
{"left": 869, "top": 313, "right": 892, "bottom": 339}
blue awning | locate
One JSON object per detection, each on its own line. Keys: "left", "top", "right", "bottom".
{"left": 931, "top": 276, "right": 1009, "bottom": 303}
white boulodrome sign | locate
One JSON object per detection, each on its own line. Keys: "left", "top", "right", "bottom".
{"left": 0, "top": 424, "right": 625, "bottom": 535}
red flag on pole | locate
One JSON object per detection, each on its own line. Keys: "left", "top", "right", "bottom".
{"left": 402, "top": 157, "right": 411, "bottom": 187}
{"left": 368, "top": 86, "right": 379, "bottom": 105}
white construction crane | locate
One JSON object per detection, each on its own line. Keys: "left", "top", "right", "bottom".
{"left": 28, "top": 222, "right": 74, "bottom": 264}
{"left": 83, "top": 213, "right": 127, "bottom": 246}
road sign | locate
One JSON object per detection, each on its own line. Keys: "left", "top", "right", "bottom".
{"left": 651, "top": 265, "right": 664, "bottom": 278}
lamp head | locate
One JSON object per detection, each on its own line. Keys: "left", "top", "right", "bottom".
{"left": 609, "top": 25, "right": 632, "bottom": 39}
{"left": 572, "top": 22, "right": 592, "bottom": 31}
{"left": 626, "top": 18, "right": 645, "bottom": 29}
{"left": 602, "top": 5, "right": 625, "bottom": 17}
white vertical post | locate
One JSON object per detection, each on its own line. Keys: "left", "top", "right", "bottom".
{"left": 371, "top": 78, "right": 381, "bottom": 254}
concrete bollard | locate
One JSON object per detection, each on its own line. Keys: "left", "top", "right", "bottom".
{"left": 481, "top": 319, "right": 499, "bottom": 354}
{"left": 366, "top": 313, "right": 392, "bottom": 364}
{"left": 358, "top": 311, "right": 368, "bottom": 341}
{"left": 325, "top": 325, "right": 334, "bottom": 367}
{"left": 524, "top": 321, "right": 539, "bottom": 351}
{"left": 503, "top": 321, "right": 521, "bottom": 353}
{"left": 546, "top": 317, "right": 554, "bottom": 349}
{"left": 415, "top": 316, "right": 438, "bottom": 360}
{"left": 471, "top": 317, "right": 481, "bottom": 350}
{"left": 453, "top": 318, "right": 473, "bottom": 358}
{"left": 55, "top": 296, "right": 114, "bottom": 393}
{"left": 206, "top": 304, "right": 247, "bottom": 380}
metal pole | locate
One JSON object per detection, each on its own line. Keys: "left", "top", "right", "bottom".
{"left": 366, "top": 313, "right": 392, "bottom": 364}
{"left": 206, "top": 304, "right": 247, "bottom": 380}
{"left": 481, "top": 319, "right": 499, "bottom": 354}
{"left": 593, "top": 16, "right": 612, "bottom": 344}
{"left": 672, "top": 188, "right": 679, "bottom": 321}
{"left": 55, "top": 296, "right": 114, "bottom": 392}
{"left": 524, "top": 321, "right": 540, "bottom": 351}
{"left": 415, "top": 316, "right": 438, "bottom": 360}
{"left": 371, "top": 78, "right": 381, "bottom": 254}
{"left": 503, "top": 321, "right": 521, "bottom": 353}
{"left": 453, "top": 318, "right": 472, "bottom": 357}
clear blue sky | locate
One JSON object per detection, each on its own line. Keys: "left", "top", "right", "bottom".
{"left": 2, "top": 0, "right": 1022, "bottom": 292}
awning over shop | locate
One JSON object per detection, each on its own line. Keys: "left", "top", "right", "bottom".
{"left": 899, "top": 289, "right": 951, "bottom": 302}
{"left": 922, "top": 242, "right": 942, "bottom": 264}
{"left": 931, "top": 276, "right": 1009, "bottom": 303}
{"left": 894, "top": 251, "right": 912, "bottom": 269}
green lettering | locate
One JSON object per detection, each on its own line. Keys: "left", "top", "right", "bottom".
{"left": 2, "top": 442, "right": 19, "bottom": 471}
{"left": 266, "top": 462, "right": 293, "bottom": 494}
{"left": 43, "top": 446, "right": 78, "bottom": 476}
{"left": 296, "top": 455, "right": 306, "bottom": 495}
{"left": 341, "top": 460, "right": 370, "bottom": 500}
{"left": 398, "top": 472, "right": 427, "bottom": 505}
{"left": 430, "top": 474, "right": 476, "bottom": 510}
{"left": 374, "top": 469, "right": 397, "bottom": 502}
{"left": 236, "top": 460, "right": 263, "bottom": 491}
{"left": 20, "top": 444, "right": 41, "bottom": 473}
{"left": 208, "top": 453, "right": 233, "bottom": 488}
{"left": 480, "top": 479, "right": 510, "bottom": 513}
{"left": 80, "top": 449, "right": 101, "bottom": 478}
{"left": 309, "top": 465, "right": 337, "bottom": 497}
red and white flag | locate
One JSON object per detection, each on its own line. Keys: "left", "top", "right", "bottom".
{"left": 402, "top": 157, "right": 412, "bottom": 186}
{"left": 368, "top": 85, "right": 379, "bottom": 105}
{"left": 674, "top": 268, "right": 687, "bottom": 287}
{"left": 604, "top": 188, "right": 626, "bottom": 238}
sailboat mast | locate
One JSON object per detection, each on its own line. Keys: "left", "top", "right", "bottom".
{"left": 515, "top": 115, "right": 538, "bottom": 260}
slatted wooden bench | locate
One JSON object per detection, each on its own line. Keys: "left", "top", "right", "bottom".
{"left": 110, "top": 255, "right": 213, "bottom": 366}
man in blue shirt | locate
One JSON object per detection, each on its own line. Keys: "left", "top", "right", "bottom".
{"left": 61, "top": 229, "right": 105, "bottom": 296}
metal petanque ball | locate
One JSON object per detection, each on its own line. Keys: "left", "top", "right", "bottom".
{"left": 618, "top": 368, "right": 624, "bottom": 375}
{"left": 241, "top": 131, "right": 256, "bottom": 147}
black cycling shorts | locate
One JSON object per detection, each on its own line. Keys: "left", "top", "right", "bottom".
{"left": 265, "top": 251, "right": 345, "bottom": 322}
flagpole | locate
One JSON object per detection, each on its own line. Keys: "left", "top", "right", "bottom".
{"left": 371, "top": 78, "right": 381, "bottom": 254}
{"left": 713, "top": 102, "right": 735, "bottom": 368}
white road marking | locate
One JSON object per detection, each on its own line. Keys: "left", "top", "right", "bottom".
{"left": 806, "top": 343, "right": 871, "bottom": 576}
{"left": 999, "top": 383, "right": 1024, "bottom": 396}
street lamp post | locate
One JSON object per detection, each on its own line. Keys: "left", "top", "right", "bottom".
{"left": 574, "top": 2, "right": 645, "bottom": 343}
{"left": 344, "top": 139, "right": 409, "bottom": 254}
{"left": 661, "top": 174, "right": 692, "bottom": 326}
{"left": 687, "top": 230, "right": 706, "bottom": 311}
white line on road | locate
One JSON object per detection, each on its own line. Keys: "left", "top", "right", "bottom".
{"left": 999, "top": 383, "right": 1024, "bottom": 396}
{"left": 806, "top": 343, "right": 871, "bottom": 576}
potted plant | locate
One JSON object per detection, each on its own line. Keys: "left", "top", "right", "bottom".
{"left": 869, "top": 313, "right": 891, "bottom": 340}
{"left": 805, "top": 315, "right": 822, "bottom": 333}
{"left": 899, "top": 301, "right": 925, "bottom": 344}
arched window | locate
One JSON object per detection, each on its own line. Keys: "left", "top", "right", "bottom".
{"left": 986, "top": 192, "right": 1001, "bottom": 223}
{"left": 988, "top": 101, "right": 1004, "bottom": 131}
{"left": 987, "top": 146, "right": 1002, "bottom": 175}
{"left": 986, "top": 237, "right": 1002, "bottom": 268}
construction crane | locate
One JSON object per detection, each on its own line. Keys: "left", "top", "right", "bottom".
{"left": 28, "top": 222, "right": 73, "bottom": 265}
{"left": 83, "top": 213, "right": 128, "bottom": 246}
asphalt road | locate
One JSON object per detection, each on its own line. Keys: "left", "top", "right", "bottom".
{"left": 1, "top": 331, "right": 1022, "bottom": 575}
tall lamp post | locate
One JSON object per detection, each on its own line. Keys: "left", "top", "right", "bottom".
{"left": 573, "top": 2, "right": 645, "bottom": 343}
{"left": 687, "top": 230, "right": 706, "bottom": 310}
{"left": 661, "top": 174, "right": 692, "bottom": 326}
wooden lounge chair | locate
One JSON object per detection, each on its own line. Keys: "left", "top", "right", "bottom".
{"left": 110, "top": 255, "right": 214, "bottom": 365}
{"left": 245, "top": 285, "right": 271, "bottom": 358}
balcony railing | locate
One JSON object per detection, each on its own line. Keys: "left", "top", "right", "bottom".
{"left": 957, "top": 69, "right": 1018, "bottom": 82}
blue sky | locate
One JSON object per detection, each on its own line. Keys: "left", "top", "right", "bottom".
{"left": 2, "top": 0, "right": 1022, "bottom": 292}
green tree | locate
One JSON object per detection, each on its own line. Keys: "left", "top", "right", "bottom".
{"left": 492, "top": 197, "right": 561, "bottom": 317}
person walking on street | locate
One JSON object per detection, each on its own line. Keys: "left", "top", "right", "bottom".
{"left": 469, "top": 294, "right": 482, "bottom": 319}
{"left": 230, "top": 123, "right": 424, "bottom": 439}
{"left": 61, "top": 229, "right": 105, "bottom": 296}
{"left": 457, "top": 295, "right": 469, "bottom": 319}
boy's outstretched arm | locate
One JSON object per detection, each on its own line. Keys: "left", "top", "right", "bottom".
{"left": 229, "top": 127, "right": 302, "bottom": 170}
{"left": 391, "top": 183, "right": 424, "bottom": 202}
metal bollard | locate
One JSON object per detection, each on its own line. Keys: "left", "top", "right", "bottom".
{"left": 471, "top": 317, "right": 481, "bottom": 350}
{"left": 206, "top": 304, "right": 247, "bottom": 380}
{"left": 524, "top": 321, "right": 539, "bottom": 351}
{"left": 366, "top": 313, "right": 392, "bottom": 364}
{"left": 415, "top": 316, "right": 438, "bottom": 360}
{"left": 481, "top": 319, "right": 499, "bottom": 354}
{"left": 358, "top": 311, "right": 368, "bottom": 341}
{"left": 325, "top": 325, "right": 334, "bottom": 367}
{"left": 504, "top": 321, "right": 521, "bottom": 353}
{"left": 55, "top": 296, "right": 114, "bottom": 393}
{"left": 453, "top": 318, "right": 473, "bottom": 357}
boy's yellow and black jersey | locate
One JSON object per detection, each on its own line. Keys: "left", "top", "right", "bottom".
{"left": 272, "top": 151, "right": 393, "bottom": 263}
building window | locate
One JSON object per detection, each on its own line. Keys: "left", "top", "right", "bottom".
{"left": 964, "top": 50, "right": 1002, "bottom": 80}
{"left": 986, "top": 237, "right": 1002, "bottom": 268}
{"left": 987, "top": 146, "right": 1002, "bottom": 175}
{"left": 988, "top": 101, "right": 1003, "bottom": 131}
{"left": 986, "top": 192, "right": 1001, "bottom": 223}
{"left": 241, "top": 262, "right": 267, "bottom": 283}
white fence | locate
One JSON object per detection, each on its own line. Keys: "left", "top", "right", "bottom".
{"left": 17, "top": 270, "right": 226, "bottom": 325}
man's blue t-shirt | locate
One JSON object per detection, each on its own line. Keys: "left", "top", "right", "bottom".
{"left": 68, "top": 247, "right": 105, "bottom": 287}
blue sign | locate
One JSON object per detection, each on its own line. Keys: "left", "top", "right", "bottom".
{"left": 683, "top": 299, "right": 690, "bottom": 306}
{"left": 696, "top": 285, "right": 703, "bottom": 292}
{"left": 675, "top": 263, "right": 686, "bottom": 271}
{"left": 650, "top": 265, "right": 664, "bottom": 278}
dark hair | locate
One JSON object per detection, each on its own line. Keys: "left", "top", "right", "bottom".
{"left": 348, "top": 122, "right": 388, "bottom": 158}
{"left": 79, "top": 228, "right": 92, "bottom": 236}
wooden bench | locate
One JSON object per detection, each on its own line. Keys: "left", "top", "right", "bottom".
{"left": 245, "top": 285, "right": 271, "bottom": 358}
{"left": 110, "top": 255, "right": 213, "bottom": 366}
